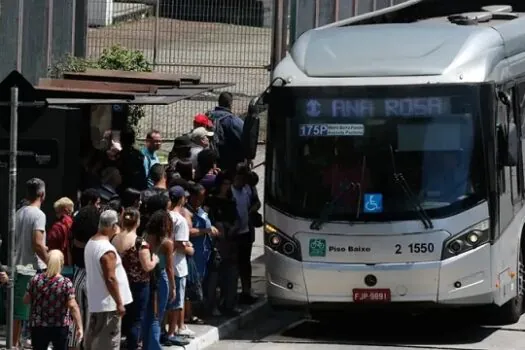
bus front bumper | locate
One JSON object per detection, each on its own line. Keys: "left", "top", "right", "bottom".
{"left": 265, "top": 244, "right": 493, "bottom": 309}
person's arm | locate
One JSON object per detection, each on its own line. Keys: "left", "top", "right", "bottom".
{"left": 164, "top": 240, "right": 176, "bottom": 301}
{"left": 188, "top": 215, "right": 211, "bottom": 237}
{"left": 46, "top": 222, "right": 63, "bottom": 252}
{"left": 23, "top": 276, "right": 35, "bottom": 304}
{"left": 138, "top": 244, "right": 158, "bottom": 272}
{"left": 100, "top": 251, "right": 123, "bottom": 307}
{"left": 66, "top": 280, "right": 83, "bottom": 340}
{"left": 249, "top": 186, "right": 262, "bottom": 213}
{"left": 0, "top": 272, "right": 8, "bottom": 284}
{"left": 32, "top": 211, "right": 49, "bottom": 263}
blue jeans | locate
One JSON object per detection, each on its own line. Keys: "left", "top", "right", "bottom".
{"left": 125, "top": 281, "right": 150, "bottom": 350}
{"left": 143, "top": 269, "right": 168, "bottom": 350}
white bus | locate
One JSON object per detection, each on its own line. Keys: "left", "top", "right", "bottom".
{"left": 257, "top": 2, "right": 525, "bottom": 323}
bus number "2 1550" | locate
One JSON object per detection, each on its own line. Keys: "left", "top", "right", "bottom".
{"left": 394, "top": 243, "right": 435, "bottom": 255}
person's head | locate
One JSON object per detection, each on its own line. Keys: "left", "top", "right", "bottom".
{"left": 168, "top": 176, "right": 190, "bottom": 192}
{"left": 218, "top": 92, "right": 233, "bottom": 110}
{"left": 175, "top": 160, "right": 194, "bottom": 181}
{"left": 196, "top": 149, "right": 218, "bottom": 175}
{"left": 145, "top": 210, "right": 173, "bottom": 242}
{"left": 188, "top": 182, "right": 206, "bottom": 208}
{"left": 122, "top": 207, "right": 141, "bottom": 231}
{"left": 53, "top": 197, "right": 74, "bottom": 219}
{"left": 214, "top": 170, "right": 233, "bottom": 197}
{"left": 170, "top": 135, "right": 192, "bottom": 160}
{"left": 45, "top": 250, "right": 64, "bottom": 278}
{"left": 145, "top": 129, "right": 162, "bottom": 152}
{"left": 101, "top": 167, "right": 122, "bottom": 189}
{"left": 233, "top": 163, "right": 250, "bottom": 189}
{"left": 193, "top": 113, "right": 213, "bottom": 130}
{"left": 190, "top": 127, "right": 213, "bottom": 148}
{"left": 98, "top": 209, "right": 120, "bottom": 236}
{"left": 146, "top": 192, "right": 170, "bottom": 214}
{"left": 108, "top": 199, "right": 123, "bottom": 216}
{"left": 121, "top": 188, "right": 142, "bottom": 209}
{"left": 169, "top": 186, "right": 189, "bottom": 208}
{"left": 81, "top": 188, "right": 101, "bottom": 208}
{"left": 26, "top": 178, "right": 46, "bottom": 203}
{"left": 166, "top": 168, "right": 182, "bottom": 188}
{"left": 120, "top": 127, "right": 136, "bottom": 148}
{"left": 149, "top": 163, "right": 166, "bottom": 186}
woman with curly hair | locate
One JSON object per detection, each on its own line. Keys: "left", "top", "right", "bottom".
{"left": 142, "top": 210, "right": 176, "bottom": 350}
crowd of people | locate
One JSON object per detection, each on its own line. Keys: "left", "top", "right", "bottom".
{"left": 6, "top": 92, "right": 263, "bottom": 350}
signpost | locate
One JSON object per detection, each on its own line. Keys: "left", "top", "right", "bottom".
{"left": 6, "top": 87, "right": 18, "bottom": 350}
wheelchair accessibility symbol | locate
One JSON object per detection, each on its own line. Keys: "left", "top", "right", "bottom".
{"left": 363, "top": 193, "right": 383, "bottom": 213}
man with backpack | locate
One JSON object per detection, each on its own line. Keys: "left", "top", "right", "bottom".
{"left": 208, "top": 92, "right": 245, "bottom": 172}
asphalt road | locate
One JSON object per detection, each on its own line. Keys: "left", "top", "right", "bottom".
{"left": 207, "top": 306, "right": 525, "bottom": 350}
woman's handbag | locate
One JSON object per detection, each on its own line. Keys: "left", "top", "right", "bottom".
{"left": 186, "top": 256, "right": 203, "bottom": 302}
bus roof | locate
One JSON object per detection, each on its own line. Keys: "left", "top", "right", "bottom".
{"left": 280, "top": 7, "right": 525, "bottom": 84}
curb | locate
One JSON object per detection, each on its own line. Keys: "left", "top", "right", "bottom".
{"left": 184, "top": 297, "right": 268, "bottom": 350}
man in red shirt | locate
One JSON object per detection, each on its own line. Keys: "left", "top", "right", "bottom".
{"left": 47, "top": 197, "right": 74, "bottom": 265}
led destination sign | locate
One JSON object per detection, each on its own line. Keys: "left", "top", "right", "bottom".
{"left": 300, "top": 97, "right": 453, "bottom": 118}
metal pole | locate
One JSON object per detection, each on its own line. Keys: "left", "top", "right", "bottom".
{"left": 45, "top": 0, "right": 54, "bottom": 69}
{"left": 153, "top": 0, "right": 160, "bottom": 67}
{"left": 6, "top": 87, "right": 19, "bottom": 350}
{"left": 16, "top": 0, "right": 24, "bottom": 71}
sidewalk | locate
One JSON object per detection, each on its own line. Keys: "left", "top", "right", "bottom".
{"left": 0, "top": 256, "right": 268, "bottom": 350}
{"left": 163, "top": 255, "right": 267, "bottom": 350}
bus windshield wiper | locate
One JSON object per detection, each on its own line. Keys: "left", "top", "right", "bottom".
{"left": 388, "top": 145, "right": 434, "bottom": 230}
{"left": 310, "top": 181, "right": 360, "bottom": 231}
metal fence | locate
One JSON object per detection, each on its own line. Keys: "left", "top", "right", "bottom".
{"left": 0, "top": 0, "right": 412, "bottom": 144}
{"left": 86, "top": 0, "right": 273, "bottom": 143}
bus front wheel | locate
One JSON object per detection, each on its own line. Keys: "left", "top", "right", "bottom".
{"left": 496, "top": 248, "right": 524, "bottom": 324}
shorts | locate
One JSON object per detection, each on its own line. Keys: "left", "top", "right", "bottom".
{"left": 167, "top": 276, "right": 186, "bottom": 310}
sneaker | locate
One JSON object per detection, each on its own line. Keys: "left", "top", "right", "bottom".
{"left": 23, "top": 338, "right": 32, "bottom": 349}
{"left": 177, "top": 326, "right": 196, "bottom": 338}
{"left": 168, "top": 334, "right": 191, "bottom": 345}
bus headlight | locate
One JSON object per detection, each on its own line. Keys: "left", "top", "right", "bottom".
{"left": 442, "top": 220, "right": 490, "bottom": 260}
{"left": 264, "top": 223, "right": 302, "bottom": 261}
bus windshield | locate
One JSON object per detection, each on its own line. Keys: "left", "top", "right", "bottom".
{"left": 265, "top": 84, "right": 487, "bottom": 222}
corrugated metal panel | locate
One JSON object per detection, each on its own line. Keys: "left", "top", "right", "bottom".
{"left": 38, "top": 78, "right": 160, "bottom": 93}
{"left": 63, "top": 69, "right": 201, "bottom": 86}
{"left": 0, "top": 0, "right": 21, "bottom": 79}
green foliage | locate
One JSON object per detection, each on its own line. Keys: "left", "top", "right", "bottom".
{"left": 97, "top": 45, "right": 152, "bottom": 72}
{"left": 49, "top": 45, "right": 152, "bottom": 126}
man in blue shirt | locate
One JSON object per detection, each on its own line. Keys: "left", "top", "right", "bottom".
{"left": 141, "top": 129, "right": 162, "bottom": 188}
{"left": 208, "top": 92, "right": 245, "bottom": 172}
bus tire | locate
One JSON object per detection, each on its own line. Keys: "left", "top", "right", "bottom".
{"left": 496, "top": 248, "right": 524, "bottom": 324}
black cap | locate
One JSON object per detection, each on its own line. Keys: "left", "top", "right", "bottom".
{"left": 173, "top": 135, "right": 192, "bottom": 149}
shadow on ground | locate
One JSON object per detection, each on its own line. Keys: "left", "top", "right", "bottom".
{"left": 226, "top": 307, "right": 524, "bottom": 347}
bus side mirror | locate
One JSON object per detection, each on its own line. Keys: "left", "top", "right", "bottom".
{"left": 242, "top": 95, "right": 268, "bottom": 161}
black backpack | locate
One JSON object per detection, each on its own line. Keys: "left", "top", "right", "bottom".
{"left": 212, "top": 116, "right": 227, "bottom": 158}
{"left": 241, "top": 111, "right": 260, "bottom": 161}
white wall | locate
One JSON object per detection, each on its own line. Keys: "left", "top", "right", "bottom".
{"left": 87, "top": 0, "right": 113, "bottom": 27}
